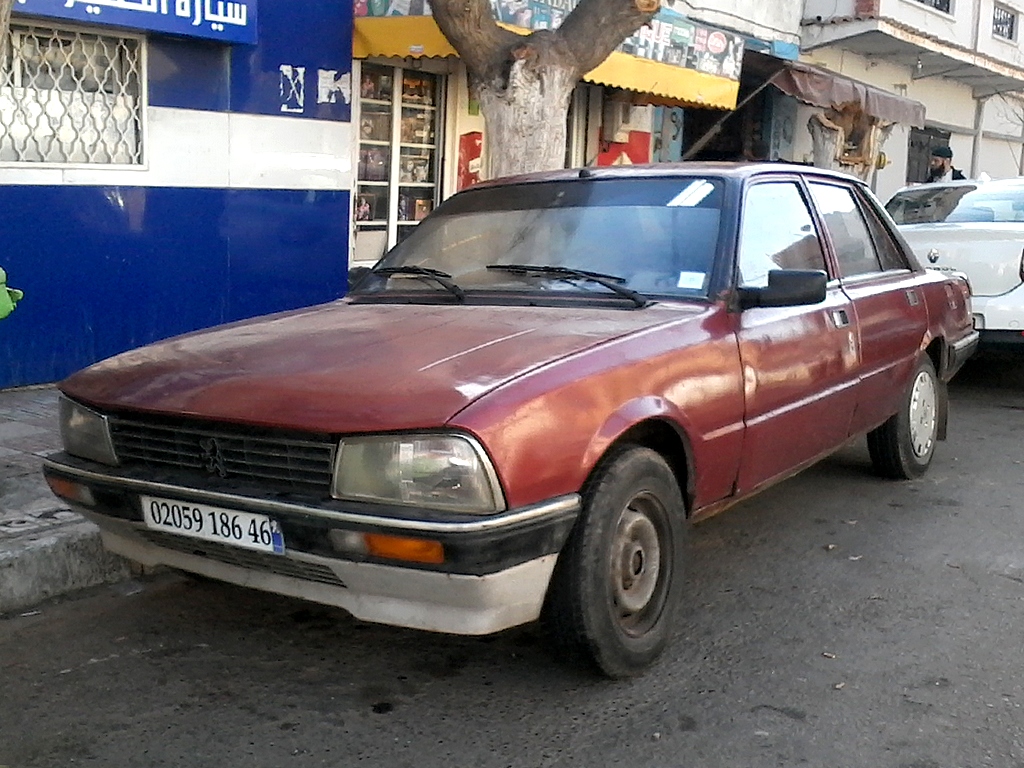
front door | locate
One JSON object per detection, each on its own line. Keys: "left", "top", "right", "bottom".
{"left": 735, "top": 180, "right": 861, "bottom": 493}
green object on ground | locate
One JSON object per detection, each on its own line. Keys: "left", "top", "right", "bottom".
{"left": 0, "top": 267, "right": 24, "bottom": 320}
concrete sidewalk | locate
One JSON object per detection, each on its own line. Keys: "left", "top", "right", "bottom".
{"left": 0, "top": 385, "right": 131, "bottom": 615}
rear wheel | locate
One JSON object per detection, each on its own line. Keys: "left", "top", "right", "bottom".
{"left": 867, "top": 356, "right": 939, "bottom": 479}
{"left": 542, "top": 446, "right": 686, "bottom": 678}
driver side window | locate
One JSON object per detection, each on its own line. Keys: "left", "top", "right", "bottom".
{"left": 738, "top": 182, "right": 827, "bottom": 288}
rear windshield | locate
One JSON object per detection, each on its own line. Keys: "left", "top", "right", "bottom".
{"left": 886, "top": 184, "right": 1024, "bottom": 224}
{"left": 353, "top": 177, "right": 725, "bottom": 299}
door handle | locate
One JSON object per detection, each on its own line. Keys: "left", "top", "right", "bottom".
{"left": 906, "top": 289, "right": 920, "bottom": 306}
{"left": 831, "top": 309, "right": 850, "bottom": 328}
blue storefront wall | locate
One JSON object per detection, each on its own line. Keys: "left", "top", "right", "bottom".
{"left": 0, "top": 186, "right": 348, "bottom": 387}
{"left": 1, "top": 0, "right": 354, "bottom": 389}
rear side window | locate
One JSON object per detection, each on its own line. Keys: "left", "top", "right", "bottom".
{"left": 857, "top": 190, "right": 911, "bottom": 271}
{"left": 809, "top": 183, "right": 882, "bottom": 278}
{"left": 738, "top": 182, "right": 827, "bottom": 288}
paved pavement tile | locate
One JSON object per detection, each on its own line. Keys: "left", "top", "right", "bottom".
{"left": 0, "top": 386, "right": 76, "bottom": 532}
{"left": 0, "top": 385, "right": 131, "bottom": 614}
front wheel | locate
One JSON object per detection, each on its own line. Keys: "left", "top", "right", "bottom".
{"left": 867, "top": 356, "right": 940, "bottom": 479}
{"left": 542, "top": 446, "right": 687, "bottom": 678}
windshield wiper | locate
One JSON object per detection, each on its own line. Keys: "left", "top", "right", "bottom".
{"left": 486, "top": 264, "right": 648, "bottom": 308}
{"left": 372, "top": 266, "right": 465, "bottom": 302}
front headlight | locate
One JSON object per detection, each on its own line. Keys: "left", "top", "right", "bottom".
{"left": 58, "top": 396, "right": 119, "bottom": 466}
{"left": 332, "top": 434, "right": 504, "bottom": 514}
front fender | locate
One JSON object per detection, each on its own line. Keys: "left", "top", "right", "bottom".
{"left": 581, "top": 396, "right": 696, "bottom": 507}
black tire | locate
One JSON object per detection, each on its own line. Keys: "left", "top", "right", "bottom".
{"left": 867, "top": 356, "right": 940, "bottom": 480}
{"left": 542, "top": 446, "right": 687, "bottom": 678}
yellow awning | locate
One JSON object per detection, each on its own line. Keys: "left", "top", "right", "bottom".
{"left": 586, "top": 51, "right": 738, "bottom": 109}
{"left": 353, "top": 16, "right": 739, "bottom": 110}
{"left": 354, "top": 16, "right": 457, "bottom": 59}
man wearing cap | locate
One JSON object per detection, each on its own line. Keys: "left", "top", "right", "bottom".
{"left": 926, "top": 145, "right": 966, "bottom": 182}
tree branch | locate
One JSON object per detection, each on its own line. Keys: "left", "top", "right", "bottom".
{"left": 0, "top": 0, "right": 12, "bottom": 70}
{"left": 431, "top": 0, "right": 522, "bottom": 80}
{"left": 558, "top": 0, "right": 660, "bottom": 75}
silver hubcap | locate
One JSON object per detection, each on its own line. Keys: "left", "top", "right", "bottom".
{"left": 611, "top": 496, "right": 663, "bottom": 626}
{"left": 908, "top": 370, "right": 937, "bottom": 458}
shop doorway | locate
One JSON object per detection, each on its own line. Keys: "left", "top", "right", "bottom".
{"left": 907, "top": 126, "right": 951, "bottom": 184}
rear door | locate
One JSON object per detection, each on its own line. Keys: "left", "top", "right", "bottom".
{"left": 807, "top": 181, "right": 929, "bottom": 435}
{"left": 734, "top": 179, "right": 861, "bottom": 493}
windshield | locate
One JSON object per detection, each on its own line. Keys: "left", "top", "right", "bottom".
{"left": 352, "top": 177, "right": 724, "bottom": 300}
{"left": 885, "top": 183, "right": 1024, "bottom": 224}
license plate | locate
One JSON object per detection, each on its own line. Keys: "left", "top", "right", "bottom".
{"left": 141, "top": 495, "right": 285, "bottom": 555}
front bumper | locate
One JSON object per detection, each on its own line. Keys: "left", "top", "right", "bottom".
{"left": 42, "top": 453, "right": 580, "bottom": 635}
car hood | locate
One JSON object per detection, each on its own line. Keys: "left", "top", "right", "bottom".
{"left": 62, "top": 301, "right": 688, "bottom": 433}
{"left": 899, "top": 223, "right": 1024, "bottom": 297}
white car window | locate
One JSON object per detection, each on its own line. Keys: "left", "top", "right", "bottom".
{"left": 810, "top": 183, "right": 884, "bottom": 278}
{"left": 886, "top": 184, "right": 1024, "bottom": 224}
{"left": 738, "top": 182, "right": 826, "bottom": 288}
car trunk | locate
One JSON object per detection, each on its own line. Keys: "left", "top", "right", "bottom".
{"left": 900, "top": 223, "right": 1024, "bottom": 297}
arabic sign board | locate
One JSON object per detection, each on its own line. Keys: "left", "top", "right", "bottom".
{"left": 358, "top": 2, "right": 743, "bottom": 81}
{"left": 13, "top": 0, "right": 258, "bottom": 45}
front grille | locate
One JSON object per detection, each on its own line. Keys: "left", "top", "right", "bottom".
{"left": 110, "top": 417, "right": 336, "bottom": 494}
{"left": 142, "top": 530, "right": 346, "bottom": 587}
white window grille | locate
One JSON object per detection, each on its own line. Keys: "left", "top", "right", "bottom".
{"left": 994, "top": 5, "right": 1018, "bottom": 39}
{"left": 0, "top": 23, "right": 143, "bottom": 164}
{"left": 913, "top": 0, "right": 952, "bottom": 13}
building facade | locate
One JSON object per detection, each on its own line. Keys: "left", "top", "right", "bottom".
{"left": 7, "top": 1, "right": 994, "bottom": 388}
{"left": 347, "top": 0, "right": 946, "bottom": 268}
{"left": 802, "top": 0, "right": 1024, "bottom": 200}
{"left": 347, "top": 0, "right": 810, "bottom": 267}
{"left": 0, "top": 0, "right": 355, "bottom": 389}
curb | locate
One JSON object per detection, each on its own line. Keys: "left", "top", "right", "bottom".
{"left": 0, "top": 520, "right": 133, "bottom": 616}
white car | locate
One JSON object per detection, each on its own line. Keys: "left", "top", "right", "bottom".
{"left": 886, "top": 178, "right": 1024, "bottom": 346}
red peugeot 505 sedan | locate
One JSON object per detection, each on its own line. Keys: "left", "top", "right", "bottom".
{"left": 44, "top": 164, "right": 978, "bottom": 677}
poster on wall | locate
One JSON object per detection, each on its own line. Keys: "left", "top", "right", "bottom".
{"left": 616, "top": 11, "right": 742, "bottom": 80}
{"left": 13, "top": 0, "right": 258, "bottom": 44}
{"left": 355, "top": 0, "right": 432, "bottom": 15}
{"left": 357, "top": 1, "right": 742, "bottom": 81}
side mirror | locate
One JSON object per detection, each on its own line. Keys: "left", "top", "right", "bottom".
{"left": 737, "top": 269, "right": 827, "bottom": 309}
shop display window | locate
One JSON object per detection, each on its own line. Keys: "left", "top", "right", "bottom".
{"left": 354, "top": 64, "right": 443, "bottom": 262}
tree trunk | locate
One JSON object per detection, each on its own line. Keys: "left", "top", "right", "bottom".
{"left": 1, "top": 0, "right": 13, "bottom": 46}
{"left": 476, "top": 56, "right": 578, "bottom": 178}
{"left": 808, "top": 112, "right": 842, "bottom": 172}
{"left": 431, "top": 0, "right": 658, "bottom": 177}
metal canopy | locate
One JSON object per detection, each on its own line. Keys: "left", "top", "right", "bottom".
{"left": 803, "top": 19, "right": 1024, "bottom": 99}
{"left": 774, "top": 59, "right": 926, "bottom": 126}
{"left": 743, "top": 50, "right": 926, "bottom": 126}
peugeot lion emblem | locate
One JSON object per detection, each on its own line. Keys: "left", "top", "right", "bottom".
{"left": 198, "top": 437, "right": 229, "bottom": 478}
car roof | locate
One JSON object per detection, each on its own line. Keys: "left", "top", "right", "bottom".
{"left": 472, "top": 162, "right": 867, "bottom": 190}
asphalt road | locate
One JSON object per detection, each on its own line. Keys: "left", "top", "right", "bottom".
{"left": 2, "top": 352, "right": 1023, "bottom": 768}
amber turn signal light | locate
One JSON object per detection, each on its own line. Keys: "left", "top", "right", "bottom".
{"left": 364, "top": 533, "right": 445, "bottom": 565}
{"left": 44, "top": 475, "right": 96, "bottom": 507}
